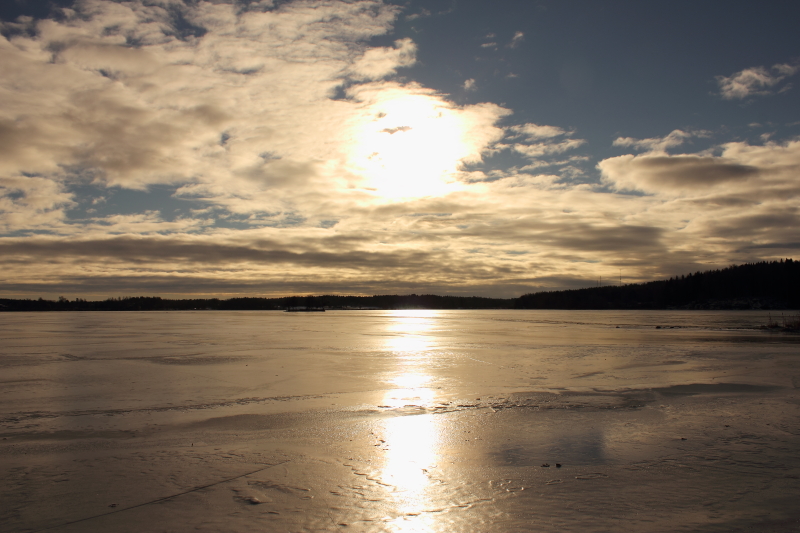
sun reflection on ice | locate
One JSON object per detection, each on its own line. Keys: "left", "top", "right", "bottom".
{"left": 385, "top": 334, "right": 430, "bottom": 354}
{"left": 379, "top": 311, "right": 444, "bottom": 531}
{"left": 382, "top": 412, "right": 440, "bottom": 532}
{"left": 383, "top": 311, "right": 437, "bottom": 356}
{"left": 392, "top": 374, "right": 431, "bottom": 389}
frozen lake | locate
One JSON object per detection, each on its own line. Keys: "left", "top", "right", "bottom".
{"left": 1, "top": 310, "right": 799, "bottom": 532}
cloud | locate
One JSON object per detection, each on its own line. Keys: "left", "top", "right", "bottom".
{"left": 349, "top": 38, "right": 416, "bottom": 80}
{"left": 0, "top": 0, "right": 508, "bottom": 216}
{"left": 510, "top": 123, "right": 570, "bottom": 140}
{"left": 513, "top": 139, "right": 586, "bottom": 159}
{"left": 600, "top": 139, "right": 800, "bottom": 196}
{"left": 1, "top": 1, "right": 797, "bottom": 299}
{"left": 508, "top": 31, "right": 524, "bottom": 48}
{"left": 716, "top": 63, "right": 799, "bottom": 99}
{"left": 0, "top": 175, "right": 74, "bottom": 232}
{"left": 594, "top": 138, "right": 800, "bottom": 274}
{"left": 463, "top": 78, "right": 476, "bottom": 91}
{"left": 600, "top": 154, "right": 758, "bottom": 193}
{"left": 612, "top": 129, "right": 708, "bottom": 153}
{"left": 405, "top": 8, "right": 431, "bottom": 21}
{"left": 504, "top": 123, "right": 586, "bottom": 164}
{"left": 0, "top": 180, "right": 674, "bottom": 299}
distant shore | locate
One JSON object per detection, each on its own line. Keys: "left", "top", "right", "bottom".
{"left": 1, "top": 260, "right": 797, "bottom": 312}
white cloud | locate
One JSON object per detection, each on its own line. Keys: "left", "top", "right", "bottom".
{"left": 0, "top": 175, "right": 74, "bottom": 233}
{"left": 508, "top": 31, "right": 524, "bottom": 48}
{"left": 716, "top": 63, "right": 799, "bottom": 99}
{"left": 88, "top": 211, "right": 212, "bottom": 234}
{"left": 349, "top": 38, "right": 416, "bottom": 80}
{"left": 510, "top": 123, "right": 570, "bottom": 140}
{"left": 506, "top": 123, "right": 585, "bottom": 163}
{"left": 463, "top": 78, "right": 476, "bottom": 91}
{"left": 612, "top": 129, "right": 708, "bottom": 153}
{"left": 513, "top": 139, "right": 586, "bottom": 159}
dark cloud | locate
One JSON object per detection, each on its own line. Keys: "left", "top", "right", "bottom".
{"left": 0, "top": 236, "right": 432, "bottom": 269}
{"left": 601, "top": 154, "right": 758, "bottom": 192}
{"left": 0, "top": 236, "right": 546, "bottom": 298}
{"left": 686, "top": 196, "right": 760, "bottom": 208}
{"left": 702, "top": 210, "right": 800, "bottom": 240}
{"left": 740, "top": 241, "right": 800, "bottom": 251}
{"left": 451, "top": 219, "right": 665, "bottom": 254}
{"left": 0, "top": 235, "right": 531, "bottom": 287}
{"left": 0, "top": 274, "right": 529, "bottom": 299}
{"left": 636, "top": 156, "right": 757, "bottom": 185}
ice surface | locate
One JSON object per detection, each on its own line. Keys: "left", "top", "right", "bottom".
{"left": 1, "top": 310, "right": 799, "bottom": 532}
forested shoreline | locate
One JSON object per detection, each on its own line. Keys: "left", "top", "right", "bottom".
{"left": 0, "top": 294, "right": 513, "bottom": 311}
{"left": 516, "top": 259, "right": 799, "bottom": 310}
{"left": 2, "top": 260, "right": 797, "bottom": 311}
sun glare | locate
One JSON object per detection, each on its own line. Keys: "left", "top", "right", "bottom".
{"left": 352, "top": 94, "right": 473, "bottom": 200}
{"left": 379, "top": 311, "right": 442, "bottom": 531}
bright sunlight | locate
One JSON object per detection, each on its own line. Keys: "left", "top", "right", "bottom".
{"left": 351, "top": 92, "right": 475, "bottom": 200}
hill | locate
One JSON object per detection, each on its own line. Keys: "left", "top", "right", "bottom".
{"left": 516, "top": 259, "right": 799, "bottom": 310}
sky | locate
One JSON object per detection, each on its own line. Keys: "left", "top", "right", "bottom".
{"left": 1, "top": 0, "right": 799, "bottom": 299}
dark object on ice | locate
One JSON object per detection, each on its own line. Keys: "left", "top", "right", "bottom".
{"left": 556, "top": 463, "right": 562, "bottom": 468}
{"left": 541, "top": 463, "right": 550, "bottom": 467}
{"left": 656, "top": 325, "right": 661, "bottom": 329}
{"left": 761, "top": 312, "right": 800, "bottom": 331}
{"left": 109, "top": 503, "right": 118, "bottom": 508}
{"left": 681, "top": 437, "right": 687, "bottom": 440}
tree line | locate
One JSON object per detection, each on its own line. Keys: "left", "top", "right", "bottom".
{"left": 0, "top": 294, "right": 513, "bottom": 312}
{"left": 1, "top": 259, "right": 797, "bottom": 311}
{"left": 516, "top": 259, "right": 798, "bottom": 309}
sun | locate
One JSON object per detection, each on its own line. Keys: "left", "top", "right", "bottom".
{"left": 350, "top": 93, "right": 474, "bottom": 200}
